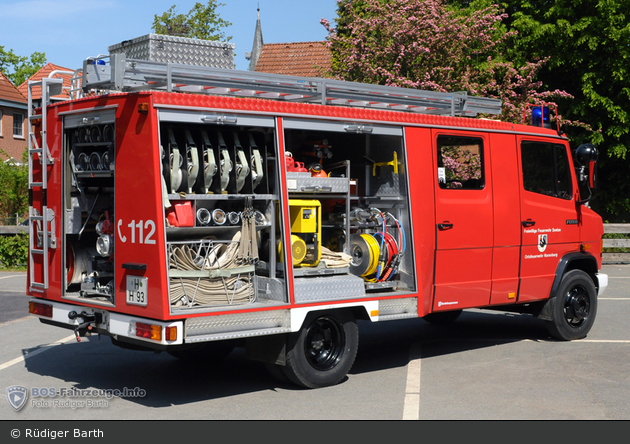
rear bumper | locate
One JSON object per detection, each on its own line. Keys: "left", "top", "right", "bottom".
{"left": 29, "top": 299, "right": 183, "bottom": 346}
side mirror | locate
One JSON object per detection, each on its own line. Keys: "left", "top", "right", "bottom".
{"left": 575, "top": 143, "right": 598, "bottom": 204}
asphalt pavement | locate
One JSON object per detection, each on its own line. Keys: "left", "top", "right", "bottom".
{"left": 0, "top": 266, "right": 629, "bottom": 422}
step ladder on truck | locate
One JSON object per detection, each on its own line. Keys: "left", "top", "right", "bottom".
{"left": 26, "top": 52, "right": 608, "bottom": 389}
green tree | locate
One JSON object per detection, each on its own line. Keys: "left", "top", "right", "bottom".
{"left": 321, "top": 0, "right": 571, "bottom": 123}
{"left": 0, "top": 150, "right": 29, "bottom": 220}
{"left": 496, "top": 0, "right": 630, "bottom": 221}
{"left": 0, "top": 46, "right": 46, "bottom": 87}
{"left": 152, "top": 1, "right": 232, "bottom": 41}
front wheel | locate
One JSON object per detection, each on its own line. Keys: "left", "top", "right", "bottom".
{"left": 545, "top": 270, "right": 597, "bottom": 341}
{"left": 282, "top": 311, "right": 359, "bottom": 389}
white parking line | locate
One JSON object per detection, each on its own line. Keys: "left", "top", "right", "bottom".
{"left": 579, "top": 340, "right": 630, "bottom": 343}
{"left": 0, "top": 275, "right": 22, "bottom": 280}
{"left": 403, "top": 343, "right": 422, "bottom": 420}
{"left": 0, "top": 334, "right": 76, "bottom": 371}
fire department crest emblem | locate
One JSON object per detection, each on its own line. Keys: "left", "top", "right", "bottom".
{"left": 6, "top": 386, "right": 28, "bottom": 411}
{"left": 538, "top": 234, "right": 548, "bottom": 253}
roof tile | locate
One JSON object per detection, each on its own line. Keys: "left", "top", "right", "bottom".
{"left": 18, "top": 63, "right": 75, "bottom": 100}
{"left": 0, "top": 70, "right": 27, "bottom": 104}
{"left": 254, "top": 42, "right": 331, "bottom": 77}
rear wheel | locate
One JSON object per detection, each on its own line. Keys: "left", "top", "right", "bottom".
{"left": 282, "top": 311, "right": 359, "bottom": 389}
{"left": 545, "top": 270, "right": 597, "bottom": 341}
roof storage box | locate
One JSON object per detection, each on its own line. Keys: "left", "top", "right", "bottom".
{"left": 108, "top": 33, "right": 235, "bottom": 69}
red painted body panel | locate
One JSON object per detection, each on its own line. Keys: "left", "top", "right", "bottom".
{"left": 488, "top": 133, "right": 521, "bottom": 305}
{"left": 27, "top": 90, "right": 604, "bottom": 325}
{"left": 403, "top": 127, "right": 435, "bottom": 317}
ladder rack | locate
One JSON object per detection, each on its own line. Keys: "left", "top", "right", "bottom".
{"left": 82, "top": 54, "right": 502, "bottom": 117}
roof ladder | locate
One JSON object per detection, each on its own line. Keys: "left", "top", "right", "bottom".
{"left": 27, "top": 77, "right": 60, "bottom": 292}
{"left": 82, "top": 54, "right": 502, "bottom": 117}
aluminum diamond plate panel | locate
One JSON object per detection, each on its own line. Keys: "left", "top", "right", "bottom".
{"left": 378, "top": 297, "right": 417, "bottom": 319}
{"left": 185, "top": 309, "right": 290, "bottom": 339}
{"left": 108, "top": 34, "right": 235, "bottom": 69}
{"left": 293, "top": 274, "right": 366, "bottom": 303}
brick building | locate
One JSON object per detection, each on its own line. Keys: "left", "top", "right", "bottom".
{"left": 0, "top": 70, "right": 28, "bottom": 163}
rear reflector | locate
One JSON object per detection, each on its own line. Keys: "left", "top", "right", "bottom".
{"left": 135, "top": 322, "right": 162, "bottom": 341}
{"left": 29, "top": 301, "right": 53, "bottom": 318}
{"left": 165, "top": 326, "right": 177, "bottom": 341}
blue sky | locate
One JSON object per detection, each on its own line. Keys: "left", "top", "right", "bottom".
{"left": 0, "top": 0, "right": 339, "bottom": 74}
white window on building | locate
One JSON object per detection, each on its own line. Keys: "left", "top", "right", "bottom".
{"left": 13, "top": 112, "right": 24, "bottom": 138}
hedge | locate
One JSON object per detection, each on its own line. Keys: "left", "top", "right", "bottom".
{"left": 0, "top": 233, "right": 28, "bottom": 269}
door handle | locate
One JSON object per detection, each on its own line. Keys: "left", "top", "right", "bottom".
{"left": 522, "top": 219, "right": 536, "bottom": 228}
{"left": 438, "top": 222, "right": 454, "bottom": 230}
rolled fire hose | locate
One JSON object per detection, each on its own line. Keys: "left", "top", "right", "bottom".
{"left": 185, "top": 130, "right": 199, "bottom": 194}
{"left": 320, "top": 246, "right": 353, "bottom": 268}
{"left": 89, "top": 152, "right": 102, "bottom": 171}
{"left": 168, "top": 232, "right": 253, "bottom": 306}
{"left": 249, "top": 134, "right": 264, "bottom": 189}
{"left": 102, "top": 124, "right": 114, "bottom": 143}
{"left": 78, "top": 127, "right": 88, "bottom": 143}
{"left": 201, "top": 131, "right": 217, "bottom": 193}
{"left": 233, "top": 133, "right": 250, "bottom": 193}
{"left": 89, "top": 125, "right": 102, "bottom": 143}
{"left": 77, "top": 152, "right": 89, "bottom": 171}
{"left": 102, "top": 152, "right": 110, "bottom": 170}
{"left": 159, "top": 145, "right": 171, "bottom": 209}
{"left": 217, "top": 132, "right": 231, "bottom": 193}
{"left": 168, "top": 128, "right": 182, "bottom": 193}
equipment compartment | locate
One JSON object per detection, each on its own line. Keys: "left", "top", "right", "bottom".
{"left": 158, "top": 117, "right": 290, "bottom": 313}
{"left": 283, "top": 120, "right": 416, "bottom": 296}
{"left": 62, "top": 111, "right": 117, "bottom": 305}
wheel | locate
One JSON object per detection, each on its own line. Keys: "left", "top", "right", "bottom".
{"left": 423, "top": 309, "right": 463, "bottom": 324}
{"left": 167, "top": 340, "right": 236, "bottom": 364}
{"left": 545, "top": 270, "right": 597, "bottom": 341}
{"left": 282, "top": 311, "right": 359, "bottom": 389}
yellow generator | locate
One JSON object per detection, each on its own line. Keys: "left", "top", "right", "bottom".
{"left": 284, "top": 199, "right": 321, "bottom": 267}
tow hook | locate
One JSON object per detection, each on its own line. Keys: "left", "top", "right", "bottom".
{"left": 68, "top": 311, "right": 102, "bottom": 342}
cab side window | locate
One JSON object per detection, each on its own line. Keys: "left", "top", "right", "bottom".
{"left": 521, "top": 141, "right": 572, "bottom": 200}
{"left": 437, "top": 135, "right": 484, "bottom": 189}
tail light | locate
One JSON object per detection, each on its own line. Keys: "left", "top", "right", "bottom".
{"left": 29, "top": 301, "right": 53, "bottom": 318}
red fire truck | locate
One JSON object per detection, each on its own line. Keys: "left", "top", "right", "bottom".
{"left": 26, "top": 53, "right": 607, "bottom": 389}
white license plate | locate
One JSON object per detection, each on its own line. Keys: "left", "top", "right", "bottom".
{"left": 126, "top": 276, "right": 148, "bottom": 306}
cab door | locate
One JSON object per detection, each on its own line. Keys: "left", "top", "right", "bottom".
{"left": 433, "top": 131, "right": 493, "bottom": 311}
{"left": 517, "top": 138, "right": 581, "bottom": 302}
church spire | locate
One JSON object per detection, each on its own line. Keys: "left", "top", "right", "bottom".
{"left": 245, "top": 5, "right": 264, "bottom": 71}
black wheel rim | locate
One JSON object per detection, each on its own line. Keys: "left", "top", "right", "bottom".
{"left": 304, "top": 317, "right": 345, "bottom": 371}
{"left": 563, "top": 284, "right": 591, "bottom": 328}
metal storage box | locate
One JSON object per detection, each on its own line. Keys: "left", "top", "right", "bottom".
{"left": 286, "top": 173, "right": 350, "bottom": 194}
{"left": 108, "top": 33, "right": 235, "bottom": 69}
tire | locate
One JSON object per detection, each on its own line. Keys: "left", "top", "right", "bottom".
{"left": 423, "top": 309, "right": 463, "bottom": 324}
{"left": 545, "top": 269, "right": 597, "bottom": 341}
{"left": 167, "top": 340, "right": 236, "bottom": 364}
{"left": 282, "top": 311, "right": 359, "bottom": 389}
